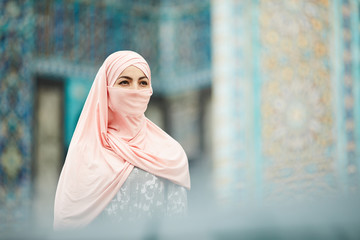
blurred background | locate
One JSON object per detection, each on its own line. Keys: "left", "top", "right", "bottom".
{"left": 1, "top": 0, "right": 360, "bottom": 239}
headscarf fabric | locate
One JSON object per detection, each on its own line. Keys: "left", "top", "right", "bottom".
{"left": 54, "top": 51, "right": 190, "bottom": 229}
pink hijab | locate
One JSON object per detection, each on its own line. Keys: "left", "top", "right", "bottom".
{"left": 54, "top": 51, "right": 190, "bottom": 229}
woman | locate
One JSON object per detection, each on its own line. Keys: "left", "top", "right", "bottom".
{"left": 54, "top": 51, "right": 191, "bottom": 230}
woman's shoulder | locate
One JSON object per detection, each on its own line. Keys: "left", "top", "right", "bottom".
{"left": 145, "top": 118, "right": 184, "bottom": 148}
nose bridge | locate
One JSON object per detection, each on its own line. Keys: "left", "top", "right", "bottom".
{"left": 133, "top": 79, "right": 140, "bottom": 90}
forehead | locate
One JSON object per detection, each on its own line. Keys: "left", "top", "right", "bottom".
{"left": 119, "top": 65, "right": 146, "bottom": 77}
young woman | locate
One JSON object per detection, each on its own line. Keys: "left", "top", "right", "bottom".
{"left": 54, "top": 51, "right": 190, "bottom": 229}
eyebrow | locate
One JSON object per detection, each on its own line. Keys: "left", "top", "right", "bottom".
{"left": 118, "top": 76, "right": 148, "bottom": 80}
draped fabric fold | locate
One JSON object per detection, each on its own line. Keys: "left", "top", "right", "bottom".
{"left": 54, "top": 51, "right": 190, "bottom": 229}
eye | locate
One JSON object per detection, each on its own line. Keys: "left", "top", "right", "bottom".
{"left": 140, "top": 80, "right": 148, "bottom": 87}
{"left": 119, "top": 80, "right": 129, "bottom": 85}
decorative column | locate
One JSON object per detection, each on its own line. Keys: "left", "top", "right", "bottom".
{"left": 335, "top": 0, "right": 360, "bottom": 193}
{"left": 211, "top": 0, "right": 256, "bottom": 204}
{"left": 258, "top": 0, "right": 336, "bottom": 201}
{"left": 0, "top": 0, "right": 35, "bottom": 231}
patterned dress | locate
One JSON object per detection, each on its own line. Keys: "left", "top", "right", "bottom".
{"left": 96, "top": 167, "right": 188, "bottom": 223}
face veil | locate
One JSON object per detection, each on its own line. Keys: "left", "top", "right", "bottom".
{"left": 53, "top": 51, "right": 190, "bottom": 230}
{"left": 107, "top": 87, "right": 152, "bottom": 117}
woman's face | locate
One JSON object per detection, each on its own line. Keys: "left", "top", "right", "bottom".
{"left": 113, "top": 66, "right": 150, "bottom": 90}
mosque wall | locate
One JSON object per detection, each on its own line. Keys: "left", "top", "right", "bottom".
{"left": 0, "top": 0, "right": 35, "bottom": 231}
{"left": 211, "top": 0, "right": 360, "bottom": 204}
{"left": 0, "top": 0, "right": 211, "bottom": 233}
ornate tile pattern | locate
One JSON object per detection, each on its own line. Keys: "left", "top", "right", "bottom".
{"left": 0, "top": 0, "right": 34, "bottom": 231}
{"left": 212, "top": 0, "right": 360, "bottom": 204}
{"left": 259, "top": 0, "right": 337, "bottom": 201}
{"left": 32, "top": 0, "right": 211, "bottom": 95}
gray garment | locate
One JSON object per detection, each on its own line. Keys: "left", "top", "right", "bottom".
{"left": 97, "top": 167, "right": 187, "bottom": 223}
